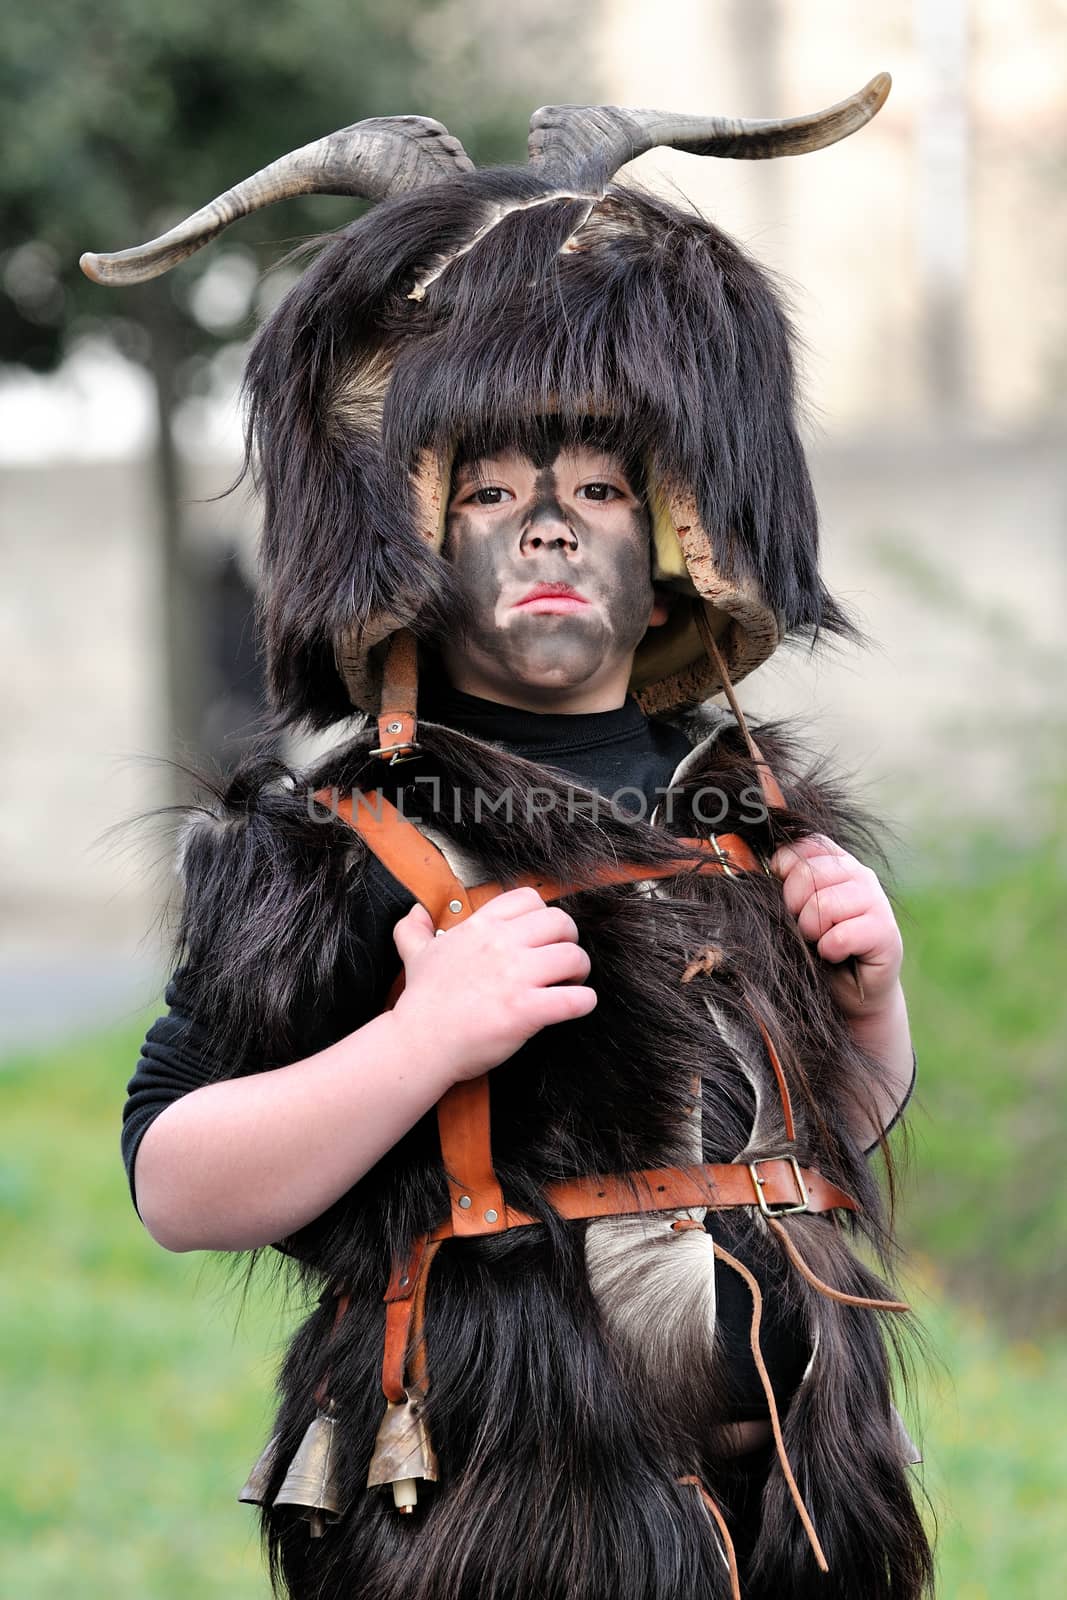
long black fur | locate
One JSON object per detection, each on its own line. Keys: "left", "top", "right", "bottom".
{"left": 168, "top": 711, "right": 933, "bottom": 1599}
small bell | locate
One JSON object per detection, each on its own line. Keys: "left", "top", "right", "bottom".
{"left": 366, "top": 1386, "right": 438, "bottom": 1514}
{"left": 890, "top": 1405, "right": 923, "bottom": 1466}
{"left": 272, "top": 1405, "right": 349, "bottom": 1537}
{"left": 237, "top": 1432, "right": 281, "bottom": 1506}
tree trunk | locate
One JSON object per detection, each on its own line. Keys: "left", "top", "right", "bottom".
{"left": 144, "top": 290, "right": 213, "bottom": 801}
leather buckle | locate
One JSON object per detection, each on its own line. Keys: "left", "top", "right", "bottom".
{"left": 369, "top": 741, "right": 423, "bottom": 765}
{"left": 747, "top": 1156, "right": 809, "bottom": 1217}
{"left": 706, "top": 833, "right": 736, "bottom": 878}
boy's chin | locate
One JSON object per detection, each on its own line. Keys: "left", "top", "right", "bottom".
{"left": 490, "top": 651, "right": 615, "bottom": 694}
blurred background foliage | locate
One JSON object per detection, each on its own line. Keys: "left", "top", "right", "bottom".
{"left": 1, "top": 0, "right": 579, "bottom": 763}
{"left": 2, "top": 0, "right": 1065, "bottom": 1595}
{"left": 2, "top": 0, "right": 528, "bottom": 374}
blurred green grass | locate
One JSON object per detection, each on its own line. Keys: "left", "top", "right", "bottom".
{"left": 2, "top": 814, "right": 1064, "bottom": 1594}
{"left": 896, "top": 819, "right": 1067, "bottom": 1318}
{"left": 0, "top": 1024, "right": 303, "bottom": 1598}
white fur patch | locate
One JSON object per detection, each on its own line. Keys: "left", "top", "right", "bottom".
{"left": 585, "top": 1208, "right": 718, "bottom": 1399}
{"left": 701, "top": 995, "right": 786, "bottom": 1157}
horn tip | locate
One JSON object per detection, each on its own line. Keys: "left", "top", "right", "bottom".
{"left": 79, "top": 252, "right": 109, "bottom": 285}
{"left": 869, "top": 71, "right": 892, "bottom": 106}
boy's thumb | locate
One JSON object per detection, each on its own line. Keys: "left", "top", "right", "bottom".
{"left": 392, "top": 900, "right": 436, "bottom": 964}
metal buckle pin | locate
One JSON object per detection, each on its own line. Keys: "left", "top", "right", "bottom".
{"left": 368, "top": 741, "right": 423, "bottom": 766}
{"left": 747, "top": 1156, "right": 809, "bottom": 1217}
{"left": 706, "top": 832, "right": 736, "bottom": 878}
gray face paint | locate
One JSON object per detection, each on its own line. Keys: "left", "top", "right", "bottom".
{"left": 442, "top": 447, "right": 655, "bottom": 694}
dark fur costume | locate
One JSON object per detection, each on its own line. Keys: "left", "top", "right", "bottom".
{"left": 88, "top": 86, "right": 932, "bottom": 1598}
{"left": 173, "top": 703, "right": 932, "bottom": 1599}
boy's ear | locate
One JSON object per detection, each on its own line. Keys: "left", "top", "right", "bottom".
{"left": 647, "top": 587, "right": 673, "bottom": 628}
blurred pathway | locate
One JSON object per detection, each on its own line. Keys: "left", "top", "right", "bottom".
{"left": 0, "top": 955, "right": 162, "bottom": 1055}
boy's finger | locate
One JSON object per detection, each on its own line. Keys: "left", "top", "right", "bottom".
{"left": 392, "top": 900, "right": 436, "bottom": 960}
{"left": 816, "top": 911, "right": 882, "bottom": 966}
{"left": 793, "top": 880, "right": 871, "bottom": 940}
{"left": 483, "top": 886, "right": 549, "bottom": 919}
{"left": 778, "top": 856, "right": 854, "bottom": 914}
{"left": 770, "top": 838, "right": 855, "bottom": 880}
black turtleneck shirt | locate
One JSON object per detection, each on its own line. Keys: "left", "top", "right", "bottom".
{"left": 413, "top": 677, "right": 695, "bottom": 814}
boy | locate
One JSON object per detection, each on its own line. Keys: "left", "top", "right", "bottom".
{"left": 98, "top": 83, "right": 931, "bottom": 1598}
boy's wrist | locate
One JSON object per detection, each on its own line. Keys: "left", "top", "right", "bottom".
{"left": 846, "top": 977, "right": 908, "bottom": 1035}
{"left": 372, "top": 1005, "right": 467, "bottom": 1097}
{"left": 845, "top": 979, "right": 914, "bottom": 1079}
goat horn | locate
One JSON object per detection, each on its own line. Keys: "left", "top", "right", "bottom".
{"left": 528, "top": 72, "right": 890, "bottom": 192}
{"left": 80, "top": 116, "right": 474, "bottom": 287}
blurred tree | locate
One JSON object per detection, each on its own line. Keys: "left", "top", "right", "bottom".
{"left": 0, "top": 0, "right": 579, "bottom": 780}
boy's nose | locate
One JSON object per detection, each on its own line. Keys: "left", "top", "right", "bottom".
{"left": 519, "top": 503, "right": 579, "bottom": 553}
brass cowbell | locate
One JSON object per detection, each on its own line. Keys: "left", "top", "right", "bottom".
{"left": 366, "top": 1386, "right": 438, "bottom": 1513}
{"left": 272, "top": 1403, "right": 349, "bottom": 1538}
{"left": 237, "top": 1432, "right": 281, "bottom": 1507}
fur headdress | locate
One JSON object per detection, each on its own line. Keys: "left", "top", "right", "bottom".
{"left": 81, "top": 77, "right": 889, "bottom": 727}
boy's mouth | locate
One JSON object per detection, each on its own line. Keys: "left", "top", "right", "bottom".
{"left": 513, "top": 582, "right": 590, "bottom": 614}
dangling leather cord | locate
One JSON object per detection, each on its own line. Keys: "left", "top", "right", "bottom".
{"left": 313, "top": 1288, "right": 353, "bottom": 1410}
{"left": 692, "top": 608, "right": 787, "bottom": 813}
{"left": 712, "top": 1227, "right": 912, "bottom": 1579}
{"left": 712, "top": 1242, "right": 829, "bottom": 1574}
{"left": 677, "top": 1475, "right": 741, "bottom": 1600}
{"left": 738, "top": 993, "right": 797, "bottom": 1145}
{"left": 692, "top": 605, "right": 866, "bottom": 1005}
{"left": 764, "top": 1218, "right": 910, "bottom": 1313}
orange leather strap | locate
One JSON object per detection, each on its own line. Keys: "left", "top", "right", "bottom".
{"left": 324, "top": 789, "right": 764, "bottom": 932}
{"left": 423, "top": 1158, "right": 855, "bottom": 1239}
{"left": 382, "top": 1236, "right": 442, "bottom": 1405}
{"left": 437, "top": 1076, "right": 508, "bottom": 1237}
{"left": 329, "top": 789, "right": 474, "bottom": 931}
{"left": 320, "top": 787, "right": 774, "bottom": 1237}
{"left": 380, "top": 1160, "right": 855, "bottom": 1407}
{"left": 463, "top": 832, "right": 765, "bottom": 906}
{"left": 371, "top": 629, "right": 422, "bottom": 764}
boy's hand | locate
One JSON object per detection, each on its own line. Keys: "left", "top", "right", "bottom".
{"left": 390, "top": 887, "right": 597, "bottom": 1084}
{"left": 768, "top": 834, "right": 903, "bottom": 1018}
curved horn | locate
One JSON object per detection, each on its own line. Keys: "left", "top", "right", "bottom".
{"left": 80, "top": 116, "right": 474, "bottom": 287}
{"left": 528, "top": 72, "right": 891, "bottom": 193}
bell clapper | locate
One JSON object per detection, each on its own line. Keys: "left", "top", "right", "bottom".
{"left": 392, "top": 1477, "right": 419, "bottom": 1513}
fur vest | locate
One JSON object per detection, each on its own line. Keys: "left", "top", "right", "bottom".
{"left": 173, "top": 704, "right": 932, "bottom": 1600}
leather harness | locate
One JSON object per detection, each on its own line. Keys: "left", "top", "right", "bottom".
{"left": 315, "top": 784, "right": 860, "bottom": 1418}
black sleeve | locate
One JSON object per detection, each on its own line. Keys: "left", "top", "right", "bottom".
{"left": 121, "top": 853, "right": 415, "bottom": 1217}
{"left": 121, "top": 972, "right": 228, "bottom": 1216}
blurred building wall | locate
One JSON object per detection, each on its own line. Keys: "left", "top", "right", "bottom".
{"left": 1, "top": 455, "right": 256, "bottom": 971}
{"left": 2, "top": 0, "right": 1065, "bottom": 980}
{"left": 602, "top": 0, "right": 1066, "bottom": 427}
{"left": 599, "top": 0, "right": 1066, "bottom": 852}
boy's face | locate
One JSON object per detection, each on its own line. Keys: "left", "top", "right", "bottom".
{"left": 441, "top": 443, "right": 667, "bottom": 701}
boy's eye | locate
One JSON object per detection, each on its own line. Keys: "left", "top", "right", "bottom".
{"left": 470, "top": 486, "right": 510, "bottom": 506}
{"left": 577, "top": 482, "right": 620, "bottom": 502}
